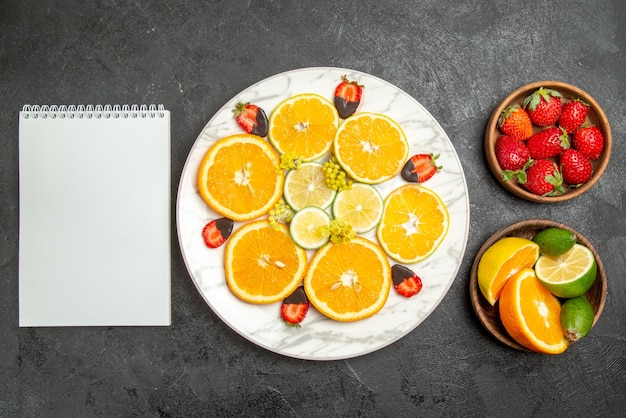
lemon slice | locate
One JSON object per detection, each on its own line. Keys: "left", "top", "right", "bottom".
{"left": 332, "top": 183, "right": 383, "bottom": 233}
{"left": 477, "top": 237, "right": 540, "bottom": 306}
{"left": 534, "top": 244, "right": 597, "bottom": 298}
{"left": 283, "top": 162, "right": 336, "bottom": 211}
{"left": 289, "top": 206, "right": 331, "bottom": 250}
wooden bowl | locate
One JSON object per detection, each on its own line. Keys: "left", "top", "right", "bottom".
{"left": 485, "top": 81, "right": 612, "bottom": 203}
{"left": 469, "top": 219, "right": 607, "bottom": 352}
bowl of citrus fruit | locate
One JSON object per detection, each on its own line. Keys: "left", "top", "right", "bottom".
{"left": 177, "top": 67, "right": 470, "bottom": 360}
{"left": 469, "top": 219, "right": 607, "bottom": 353}
{"left": 485, "top": 81, "right": 612, "bottom": 203}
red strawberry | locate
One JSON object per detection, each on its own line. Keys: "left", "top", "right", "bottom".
{"left": 201, "top": 217, "right": 234, "bottom": 248}
{"left": 560, "top": 148, "right": 593, "bottom": 185}
{"left": 495, "top": 135, "right": 530, "bottom": 171}
{"left": 526, "top": 127, "right": 569, "bottom": 159}
{"left": 497, "top": 105, "right": 533, "bottom": 141}
{"left": 522, "top": 159, "right": 565, "bottom": 196}
{"left": 391, "top": 264, "right": 423, "bottom": 298}
{"left": 522, "top": 87, "right": 563, "bottom": 126}
{"left": 401, "top": 153, "right": 442, "bottom": 183}
{"left": 572, "top": 125, "right": 605, "bottom": 160}
{"left": 233, "top": 102, "right": 268, "bottom": 137}
{"left": 280, "top": 287, "right": 309, "bottom": 327}
{"left": 334, "top": 75, "right": 364, "bottom": 119}
{"left": 558, "top": 99, "right": 589, "bottom": 133}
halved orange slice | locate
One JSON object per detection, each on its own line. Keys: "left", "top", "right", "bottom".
{"left": 224, "top": 220, "right": 308, "bottom": 304}
{"left": 197, "top": 134, "right": 283, "bottom": 221}
{"left": 499, "top": 268, "right": 568, "bottom": 354}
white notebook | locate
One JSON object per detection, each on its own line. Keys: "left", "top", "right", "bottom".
{"left": 18, "top": 104, "right": 171, "bottom": 326}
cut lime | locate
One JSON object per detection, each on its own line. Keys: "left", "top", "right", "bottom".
{"left": 560, "top": 295, "right": 594, "bottom": 343}
{"left": 535, "top": 243, "right": 597, "bottom": 298}
{"left": 289, "top": 206, "right": 331, "bottom": 250}
{"left": 532, "top": 227, "right": 576, "bottom": 256}
{"left": 332, "top": 183, "right": 383, "bottom": 233}
{"left": 283, "top": 162, "right": 336, "bottom": 211}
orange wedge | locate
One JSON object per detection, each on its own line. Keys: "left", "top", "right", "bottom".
{"left": 376, "top": 184, "right": 449, "bottom": 263}
{"left": 477, "top": 237, "right": 540, "bottom": 305}
{"left": 334, "top": 112, "right": 409, "bottom": 184}
{"left": 268, "top": 94, "right": 339, "bottom": 161}
{"left": 499, "top": 268, "right": 568, "bottom": 354}
{"left": 197, "top": 134, "right": 283, "bottom": 221}
{"left": 224, "top": 220, "right": 307, "bottom": 304}
{"left": 303, "top": 237, "right": 391, "bottom": 322}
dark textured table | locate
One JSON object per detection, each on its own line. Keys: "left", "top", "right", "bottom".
{"left": 2, "top": 1, "right": 625, "bottom": 416}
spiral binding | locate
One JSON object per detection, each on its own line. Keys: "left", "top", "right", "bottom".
{"left": 21, "top": 104, "right": 167, "bottom": 119}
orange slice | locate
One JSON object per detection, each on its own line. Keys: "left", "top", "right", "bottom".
{"left": 268, "top": 94, "right": 339, "bottom": 161}
{"left": 334, "top": 112, "right": 409, "bottom": 184}
{"left": 477, "top": 237, "right": 540, "bottom": 306}
{"left": 303, "top": 237, "right": 391, "bottom": 322}
{"left": 197, "top": 134, "right": 283, "bottom": 221}
{"left": 376, "top": 184, "right": 449, "bottom": 263}
{"left": 224, "top": 220, "right": 307, "bottom": 304}
{"left": 499, "top": 268, "right": 568, "bottom": 354}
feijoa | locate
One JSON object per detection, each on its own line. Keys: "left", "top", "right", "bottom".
{"left": 560, "top": 295, "right": 594, "bottom": 343}
{"left": 532, "top": 227, "right": 577, "bottom": 256}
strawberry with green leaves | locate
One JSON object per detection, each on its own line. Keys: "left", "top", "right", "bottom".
{"left": 522, "top": 159, "right": 565, "bottom": 196}
{"left": 560, "top": 148, "right": 593, "bottom": 186}
{"left": 280, "top": 287, "right": 309, "bottom": 327}
{"left": 572, "top": 125, "right": 605, "bottom": 160}
{"left": 522, "top": 87, "right": 563, "bottom": 126}
{"left": 334, "top": 75, "right": 364, "bottom": 119}
{"left": 498, "top": 104, "right": 533, "bottom": 141}
{"left": 401, "top": 153, "right": 441, "bottom": 183}
{"left": 558, "top": 99, "right": 589, "bottom": 133}
{"left": 233, "top": 102, "right": 268, "bottom": 137}
{"left": 526, "top": 127, "right": 569, "bottom": 159}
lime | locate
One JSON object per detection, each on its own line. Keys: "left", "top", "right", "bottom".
{"left": 532, "top": 227, "right": 577, "bottom": 256}
{"left": 535, "top": 244, "right": 597, "bottom": 298}
{"left": 283, "top": 162, "right": 337, "bottom": 211}
{"left": 332, "top": 183, "right": 383, "bottom": 233}
{"left": 477, "top": 237, "right": 540, "bottom": 306}
{"left": 560, "top": 295, "right": 594, "bottom": 342}
{"left": 289, "top": 206, "right": 331, "bottom": 249}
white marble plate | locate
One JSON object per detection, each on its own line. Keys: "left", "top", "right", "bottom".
{"left": 176, "top": 67, "right": 469, "bottom": 360}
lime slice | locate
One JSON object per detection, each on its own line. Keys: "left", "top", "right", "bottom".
{"left": 535, "top": 243, "right": 597, "bottom": 298}
{"left": 332, "top": 183, "right": 383, "bottom": 233}
{"left": 289, "top": 206, "right": 331, "bottom": 250}
{"left": 283, "top": 162, "right": 336, "bottom": 211}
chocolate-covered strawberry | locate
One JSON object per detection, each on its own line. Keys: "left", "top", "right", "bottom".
{"left": 280, "top": 287, "right": 309, "bottom": 327}
{"left": 233, "top": 102, "right": 268, "bottom": 137}
{"left": 202, "top": 217, "right": 234, "bottom": 248}
{"left": 401, "top": 153, "right": 441, "bottom": 183}
{"left": 391, "top": 264, "right": 423, "bottom": 298}
{"left": 334, "top": 75, "right": 363, "bottom": 119}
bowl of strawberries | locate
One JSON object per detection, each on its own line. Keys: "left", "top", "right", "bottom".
{"left": 485, "top": 81, "right": 612, "bottom": 203}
